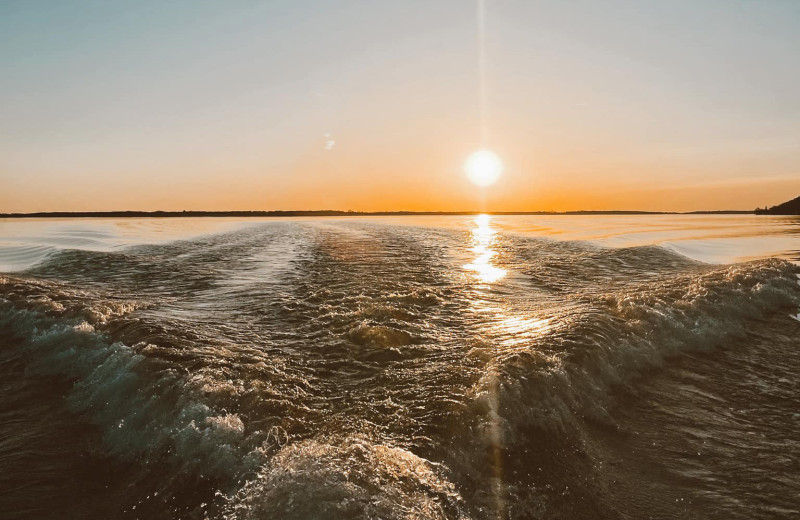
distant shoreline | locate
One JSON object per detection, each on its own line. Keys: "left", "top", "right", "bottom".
{"left": 0, "top": 210, "right": 759, "bottom": 219}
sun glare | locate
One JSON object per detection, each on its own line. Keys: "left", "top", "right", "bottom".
{"left": 463, "top": 213, "right": 507, "bottom": 283}
{"left": 465, "top": 149, "right": 503, "bottom": 187}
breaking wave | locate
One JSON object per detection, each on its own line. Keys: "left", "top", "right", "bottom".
{"left": 0, "top": 218, "right": 798, "bottom": 519}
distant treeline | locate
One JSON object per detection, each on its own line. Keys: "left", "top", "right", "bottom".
{"left": 754, "top": 195, "right": 800, "bottom": 215}
{"left": 0, "top": 209, "right": 759, "bottom": 218}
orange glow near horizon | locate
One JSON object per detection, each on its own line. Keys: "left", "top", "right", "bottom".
{"left": 1, "top": 2, "right": 798, "bottom": 214}
{"left": 1, "top": 153, "right": 798, "bottom": 214}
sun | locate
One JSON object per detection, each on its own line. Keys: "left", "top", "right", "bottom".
{"left": 464, "top": 149, "right": 503, "bottom": 187}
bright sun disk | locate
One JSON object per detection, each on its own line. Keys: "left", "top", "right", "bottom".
{"left": 465, "top": 149, "right": 503, "bottom": 187}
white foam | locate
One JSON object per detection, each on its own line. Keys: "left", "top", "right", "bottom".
{"left": 224, "top": 437, "right": 465, "bottom": 520}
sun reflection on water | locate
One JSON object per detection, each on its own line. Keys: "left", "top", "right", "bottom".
{"left": 463, "top": 214, "right": 507, "bottom": 284}
{"left": 463, "top": 213, "right": 556, "bottom": 345}
{"left": 462, "top": 214, "right": 564, "bottom": 518}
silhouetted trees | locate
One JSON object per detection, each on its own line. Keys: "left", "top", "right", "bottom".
{"left": 755, "top": 196, "right": 800, "bottom": 215}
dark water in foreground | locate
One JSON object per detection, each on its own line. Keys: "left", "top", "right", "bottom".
{"left": 0, "top": 215, "right": 798, "bottom": 519}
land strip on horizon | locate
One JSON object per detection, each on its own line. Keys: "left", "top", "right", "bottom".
{"left": 0, "top": 210, "right": 761, "bottom": 218}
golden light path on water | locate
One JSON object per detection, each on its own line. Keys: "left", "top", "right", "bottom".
{"left": 463, "top": 214, "right": 507, "bottom": 283}
{"left": 463, "top": 213, "right": 555, "bottom": 518}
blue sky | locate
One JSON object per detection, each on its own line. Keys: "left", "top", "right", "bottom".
{"left": 2, "top": 0, "right": 798, "bottom": 211}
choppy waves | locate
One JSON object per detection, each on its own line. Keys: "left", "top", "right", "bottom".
{"left": 0, "top": 219, "right": 798, "bottom": 519}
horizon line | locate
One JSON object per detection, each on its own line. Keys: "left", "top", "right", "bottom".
{"left": 0, "top": 209, "right": 759, "bottom": 218}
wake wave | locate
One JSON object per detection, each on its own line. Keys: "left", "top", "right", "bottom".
{"left": 1, "top": 223, "right": 798, "bottom": 519}
{"left": 471, "top": 258, "right": 800, "bottom": 434}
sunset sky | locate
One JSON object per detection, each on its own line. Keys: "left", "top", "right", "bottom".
{"left": 2, "top": 0, "right": 798, "bottom": 213}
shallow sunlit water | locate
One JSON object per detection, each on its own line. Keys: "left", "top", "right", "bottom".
{"left": 0, "top": 215, "right": 798, "bottom": 519}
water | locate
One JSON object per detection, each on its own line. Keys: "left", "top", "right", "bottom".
{"left": 0, "top": 215, "right": 798, "bottom": 519}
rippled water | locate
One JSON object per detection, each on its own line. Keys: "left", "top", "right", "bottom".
{"left": 0, "top": 215, "right": 798, "bottom": 519}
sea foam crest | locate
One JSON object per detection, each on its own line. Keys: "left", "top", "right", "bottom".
{"left": 0, "top": 300, "right": 262, "bottom": 485}
{"left": 471, "top": 259, "right": 800, "bottom": 438}
{"left": 223, "top": 437, "right": 468, "bottom": 520}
